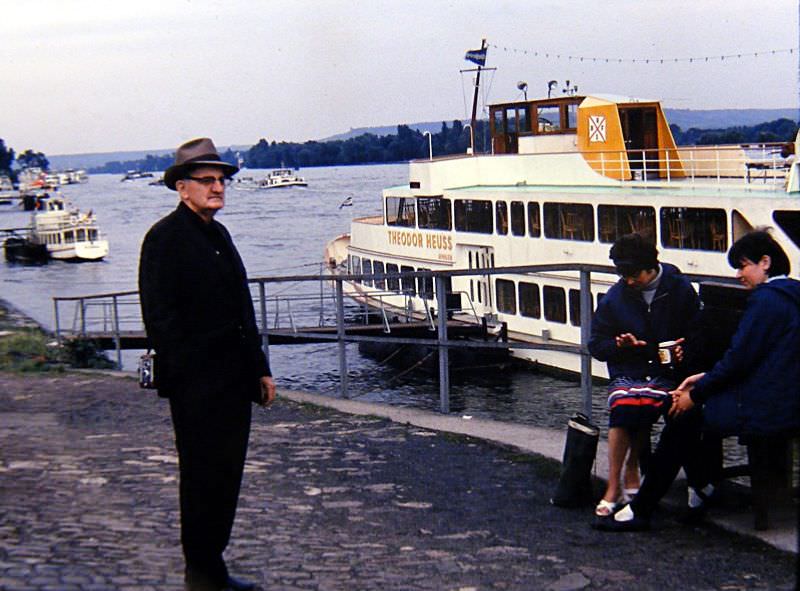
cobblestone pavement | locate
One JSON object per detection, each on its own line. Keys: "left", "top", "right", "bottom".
{"left": 0, "top": 372, "right": 796, "bottom": 591}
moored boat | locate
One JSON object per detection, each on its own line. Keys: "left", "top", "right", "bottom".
{"left": 29, "top": 197, "right": 109, "bottom": 261}
{"left": 326, "top": 85, "right": 800, "bottom": 377}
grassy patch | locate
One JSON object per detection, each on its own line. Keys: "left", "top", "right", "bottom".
{"left": 0, "top": 330, "right": 63, "bottom": 372}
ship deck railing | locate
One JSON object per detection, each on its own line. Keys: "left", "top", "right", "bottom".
{"left": 52, "top": 263, "right": 739, "bottom": 421}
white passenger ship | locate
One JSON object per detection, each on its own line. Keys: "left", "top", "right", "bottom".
{"left": 30, "top": 197, "right": 109, "bottom": 261}
{"left": 325, "top": 92, "right": 800, "bottom": 376}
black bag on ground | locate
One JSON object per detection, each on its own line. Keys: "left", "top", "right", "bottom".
{"left": 550, "top": 412, "right": 599, "bottom": 508}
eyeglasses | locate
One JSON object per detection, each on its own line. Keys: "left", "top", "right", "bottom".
{"left": 185, "top": 175, "right": 233, "bottom": 187}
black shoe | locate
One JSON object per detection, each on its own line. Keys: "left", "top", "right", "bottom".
{"left": 223, "top": 576, "right": 257, "bottom": 591}
{"left": 591, "top": 512, "right": 651, "bottom": 532}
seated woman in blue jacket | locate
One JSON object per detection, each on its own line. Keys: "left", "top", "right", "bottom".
{"left": 596, "top": 229, "right": 800, "bottom": 531}
{"left": 588, "top": 234, "right": 701, "bottom": 518}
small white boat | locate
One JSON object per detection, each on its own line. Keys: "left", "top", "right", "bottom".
{"left": 121, "top": 170, "right": 154, "bottom": 182}
{"left": 29, "top": 197, "right": 109, "bottom": 261}
{"left": 257, "top": 168, "right": 307, "bottom": 189}
{"left": 0, "top": 175, "right": 16, "bottom": 206}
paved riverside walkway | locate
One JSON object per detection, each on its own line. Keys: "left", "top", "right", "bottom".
{"left": 0, "top": 372, "right": 796, "bottom": 591}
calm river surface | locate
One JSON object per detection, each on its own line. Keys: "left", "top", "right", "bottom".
{"left": 0, "top": 164, "right": 609, "bottom": 428}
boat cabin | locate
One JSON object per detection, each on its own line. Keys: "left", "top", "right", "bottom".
{"left": 489, "top": 94, "right": 684, "bottom": 181}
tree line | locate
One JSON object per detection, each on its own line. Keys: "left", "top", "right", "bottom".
{"left": 4, "top": 116, "right": 798, "bottom": 180}
{"left": 0, "top": 139, "right": 50, "bottom": 182}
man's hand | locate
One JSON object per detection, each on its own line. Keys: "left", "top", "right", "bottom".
{"left": 615, "top": 332, "right": 647, "bottom": 348}
{"left": 259, "top": 376, "right": 276, "bottom": 406}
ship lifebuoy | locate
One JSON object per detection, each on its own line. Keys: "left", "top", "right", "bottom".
{"left": 70, "top": 217, "right": 78, "bottom": 226}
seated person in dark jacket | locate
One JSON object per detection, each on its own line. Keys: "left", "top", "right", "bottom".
{"left": 596, "top": 229, "right": 800, "bottom": 531}
{"left": 588, "top": 234, "right": 701, "bottom": 517}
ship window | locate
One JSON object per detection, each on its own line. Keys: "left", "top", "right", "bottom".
{"left": 88, "top": 229, "right": 97, "bottom": 241}
{"left": 506, "top": 108, "right": 517, "bottom": 133}
{"left": 569, "top": 289, "right": 592, "bottom": 327}
{"left": 349, "top": 255, "right": 361, "bottom": 276}
{"left": 362, "top": 259, "right": 373, "bottom": 287}
{"left": 417, "top": 197, "right": 452, "bottom": 230}
{"left": 511, "top": 201, "right": 525, "bottom": 236}
{"left": 528, "top": 202, "right": 541, "bottom": 237}
{"left": 567, "top": 104, "right": 578, "bottom": 129}
{"left": 454, "top": 199, "right": 493, "bottom": 234}
{"left": 417, "top": 268, "right": 434, "bottom": 299}
{"left": 660, "top": 207, "right": 727, "bottom": 251}
{"left": 386, "top": 197, "right": 416, "bottom": 227}
{"left": 598, "top": 205, "right": 656, "bottom": 244}
{"left": 373, "top": 261, "right": 386, "bottom": 290}
{"left": 773, "top": 211, "right": 800, "bottom": 250}
{"left": 76, "top": 229, "right": 86, "bottom": 242}
{"left": 537, "top": 105, "right": 561, "bottom": 133}
{"left": 386, "top": 263, "right": 400, "bottom": 291}
{"left": 543, "top": 286, "right": 567, "bottom": 323}
{"left": 518, "top": 282, "right": 541, "bottom": 318}
{"left": 492, "top": 109, "right": 504, "bottom": 135}
{"left": 544, "top": 203, "right": 595, "bottom": 241}
{"left": 496, "top": 201, "right": 509, "bottom": 235}
{"left": 400, "top": 265, "right": 416, "bottom": 295}
{"left": 496, "top": 279, "right": 517, "bottom": 314}
{"left": 518, "top": 107, "right": 531, "bottom": 133}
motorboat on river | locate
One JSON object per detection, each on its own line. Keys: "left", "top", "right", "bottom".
{"left": 325, "top": 88, "right": 800, "bottom": 377}
{"left": 258, "top": 168, "right": 307, "bottom": 189}
{"left": 29, "top": 197, "right": 109, "bottom": 261}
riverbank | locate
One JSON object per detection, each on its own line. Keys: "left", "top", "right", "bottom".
{"left": 0, "top": 371, "right": 796, "bottom": 590}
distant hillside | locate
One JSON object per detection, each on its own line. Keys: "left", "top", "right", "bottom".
{"left": 664, "top": 108, "right": 798, "bottom": 130}
{"left": 321, "top": 121, "right": 452, "bottom": 142}
{"left": 48, "top": 145, "right": 250, "bottom": 172}
{"left": 47, "top": 108, "right": 798, "bottom": 171}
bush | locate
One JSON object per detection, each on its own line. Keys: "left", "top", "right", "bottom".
{"left": 0, "top": 330, "right": 62, "bottom": 372}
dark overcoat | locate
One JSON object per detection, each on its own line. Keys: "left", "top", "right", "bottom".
{"left": 138, "top": 201, "right": 270, "bottom": 401}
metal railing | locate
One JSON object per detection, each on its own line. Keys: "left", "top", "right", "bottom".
{"left": 580, "top": 143, "right": 791, "bottom": 186}
{"left": 53, "top": 264, "right": 737, "bottom": 421}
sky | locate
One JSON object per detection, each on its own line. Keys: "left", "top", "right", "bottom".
{"left": 1, "top": 0, "right": 798, "bottom": 155}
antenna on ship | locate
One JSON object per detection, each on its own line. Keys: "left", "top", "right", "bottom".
{"left": 548, "top": 80, "right": 558, "bottom": 98}
{"left": 517, "top": 81, "right": 528, "bottom": 100}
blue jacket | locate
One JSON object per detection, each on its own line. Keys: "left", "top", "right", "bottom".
{"left": 589, "top": 263, "right": 701, "bottom": 382}
{"left": 692, "top": 277, "right": 800, "bottom": 436}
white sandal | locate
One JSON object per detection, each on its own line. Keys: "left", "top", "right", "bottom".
{"left": 595, "top": 499, "right": 620, "bottom": 517}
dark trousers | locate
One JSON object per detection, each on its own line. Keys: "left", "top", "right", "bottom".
{"left": 169, "top": 384, "right": 252, "bottom": 585}
{"left": 631, "top": 407, "right": 721, "bottom": 518}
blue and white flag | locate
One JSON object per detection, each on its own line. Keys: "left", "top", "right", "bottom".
{"left": 464, "top": 46, "right": 487, "bottom": 67}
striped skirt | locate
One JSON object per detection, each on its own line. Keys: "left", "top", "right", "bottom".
{"left": 607, "top": 376, "right": 672, "bottom": 429}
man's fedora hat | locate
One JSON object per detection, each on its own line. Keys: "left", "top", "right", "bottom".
{"left": 163, "top": 137, "right": 239, "bottom": 190}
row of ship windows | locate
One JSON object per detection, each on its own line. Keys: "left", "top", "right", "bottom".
{"left": 40, "top": 229, "right": 97, "bottom": 245}
{"left": 348, "top": 254, "right": 596, "bottom": 327}
{"left": 387, "top": 197, "right": 800, "bottom": 253}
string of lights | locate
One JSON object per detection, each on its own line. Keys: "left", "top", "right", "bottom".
{"left": 488, "top": 43, "right": 796, "bottom": 64}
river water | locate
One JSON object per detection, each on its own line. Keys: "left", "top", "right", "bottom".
{"left": 0, "top": 165, "right": 622, "bottom": 429}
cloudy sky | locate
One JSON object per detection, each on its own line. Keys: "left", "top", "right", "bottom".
{"left": 1, "top": 0, "right": 798, "bottom": 155}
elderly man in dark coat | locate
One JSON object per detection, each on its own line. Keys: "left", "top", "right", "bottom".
{"left": 139, "top": 137, "right": 275, "bottom": 591}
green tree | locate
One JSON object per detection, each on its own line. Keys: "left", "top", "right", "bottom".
{"left": 0, "top": 139, "right": 16, "bottom": 180}
{"left": 17, "top": 149, "right": 49, "bottom": 171}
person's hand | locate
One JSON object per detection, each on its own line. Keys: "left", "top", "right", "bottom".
{"left": 668, "top": 390, "right": 695, "bottom": 417}
{"left": 259, "top": 376, "right": 276, "bottom": 406}
{"left": 667, "top": 372, "right": 704, "bottom": 417}
{"left": 615, "top": 333, "right": 647, "bottom": 348}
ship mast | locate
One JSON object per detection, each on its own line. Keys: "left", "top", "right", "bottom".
{"left": 469, "top": 38, "right": 487, "bottom": 154}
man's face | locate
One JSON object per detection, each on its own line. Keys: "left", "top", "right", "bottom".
{"left": 176, "top": 165, "right": 228, "bottom": 219}
{"left": 621, "top": 268, "right": 658, "bottom": 290}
